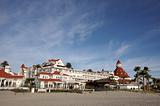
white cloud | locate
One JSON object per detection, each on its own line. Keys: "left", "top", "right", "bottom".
{"left": 0, "top": 1, "right": 102, "bottom": 71}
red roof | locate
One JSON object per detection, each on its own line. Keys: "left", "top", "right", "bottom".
{"left": 114, "top": 60, "right": 129, "bottom": 78}
{"left": 114, "top": 67, "right": 129, "bottom": 78}
{"left": 0, "top": 69, "right": 11, "bottom": 78}
{"left": 7, "top": 75, "right": 24, "bottom": 79}
{"left": 39, "top": 72, "right": 52, "bottom": 75}
{"left": 39, "top": 71, "right": 61, "bottom": 75}
{"left": 48, "top": 59, "right": 60, "bottom": 62}
{"left": 52, "top": 71, "right": 68, "bottom": 76}
{"left": 39, "top": 71, "right": 69, "bottom": 76}
{"left": 52, "top": 71, "right": 61, "bottom": 75}
{"left": 63, "top": 73, "right": 69, "bottom": 76}
{"left": 0, "top": 69, "right": 24, "bottom": 79}
{"left": 39, "top": 78, "right": 62, "bottom": 82}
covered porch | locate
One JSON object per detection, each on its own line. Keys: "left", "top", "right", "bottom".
{"left": 0, "top": 78, "right": 17, "bottom": 89}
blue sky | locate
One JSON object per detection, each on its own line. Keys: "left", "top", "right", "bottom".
{"left": 0, "top": 0, "right": 160, "bottom": 78}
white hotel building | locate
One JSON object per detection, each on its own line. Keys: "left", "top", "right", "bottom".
{"left": 0, "top": 59, "right": 114, "bottom": 91}
{"left": 20, "top": 59, "right": 113, "bottom": 90}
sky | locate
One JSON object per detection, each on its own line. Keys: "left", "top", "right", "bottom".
{"left": 0, "top": 0, "right": 160, "bottom": 78}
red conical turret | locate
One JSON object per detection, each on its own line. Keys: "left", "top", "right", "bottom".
{"left": 114, "top": 60, "right": 129, "bottom": 78}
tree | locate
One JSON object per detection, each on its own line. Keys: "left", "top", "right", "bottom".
{"left": 152, "top": 77, "right": 157, "bottom": 88}
{"left": 141, "top": 67, "right": 151, "bottom": 91}
{"left": 36, "top": 64, "right": 41, "bottom": 69}
{"left": 34, "top": 64, "right": 42, "bottom": 75}
{"left": 134, "top": 66, "right": 151, "bottom": 91}
{"left": 0, "top": 61, "right": 9, "bottom": 68}
{"left": 101, "top": 69, "right": 104, "bottom": 72}
{"left": 42, "top": 62, "right": 48, "bottom": 67}
{"left": 24, "top": 78, "right": 35, "bottom": 92}
{"left": 134, "top": 66, "right": 141, "bottom": 90}
{"left": 66, "top": 62, "right": 72, "bottom": 68}
{"left": 152, "top": 77, "right": 160, "bottom": 90}
{"left": 87, "top": 69, "right": 93, "bottom": 72}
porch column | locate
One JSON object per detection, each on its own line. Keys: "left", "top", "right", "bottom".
{"left": 62, "top": 82, "right": 65, "bottom": 89}
{"left": 48, "top": 83, "right": 49, "bottom": 88}
{"left": 64, "top": 82, "right": 67, "bottom": 89}
{"left": 56, "top": 83, "right": 58, "bottom": 89}
{"left": 52, "top": 83, "right": 54, "bottom": 89}
{"left": 0, "top": 79, "right": 1, "bottom": 87}
{"left": 4, "top": 80, "right": 6, "bottom": 87}
{"left": 11, "top": 81, "right": 14, "bottom": 87}
{"left": 65, "top": 82, "right": 68, "bottom": 89}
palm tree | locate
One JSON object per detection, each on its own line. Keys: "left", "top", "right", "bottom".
{"left": 134, "top": 66, "right": 141, "bottom": 90}
{"left": 87, "top": 69, "right": 93, "bottom": 72}
{"left": 152, "top": 77, "right": 157, "bottom": 88}
{"left": 0, "top": 61, "right": 9, "bottom": 68}
{"left": 66, "top": 63, "right": 72, "bottom": 68}
{"left": 138, "top": 67, "right": 150, "bottom": 91}
{"left": 142, "top": 67, "right": 151, "bottom": 91}
{"left": 134, "top": 66, "right": 151, "bottom": 91}
{"left": 24, "top": 78, "right": 35, "bottom": 92}
{"left": 101, "top": 69, "right": 104, "bottom": 72}
{"left": 35, "top": 64, "right": 42, "bottom": 74}
{"left": 36, "top": 64, "right": 41, "bottom": 69}
{"left": 145, "top": 73, "right": 151, "bottom": 91}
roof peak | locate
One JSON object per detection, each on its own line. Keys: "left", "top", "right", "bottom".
{"left": 116, "top": 60, "right": 121, "bottom": 65}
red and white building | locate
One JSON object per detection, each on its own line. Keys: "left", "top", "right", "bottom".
{"left": 114, "top": 60, "right": 129, "bottom": 80}
{"left": 38, "top": 71, "right": 77, "bottom": 89}
{"left": 19, "top": 59, "right": 112, "bottom": 90}
{"left": 0, "top": 59, "right": 135, "bottom": 91}
{"left": 0, "top": 66, "right": 24, "bottom": 89}
{"left": 113, "top": 60, "right": 138, "bottom": 90}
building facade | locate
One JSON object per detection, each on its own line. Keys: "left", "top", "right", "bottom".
{"left": 0, "top": 59, "right": 133, "bottom": 91}
{"left": 0, "top": 67, "right": 24, "bottom": 89}
{"left": 19, "top": 59, "right": 113, "bottom": 90}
